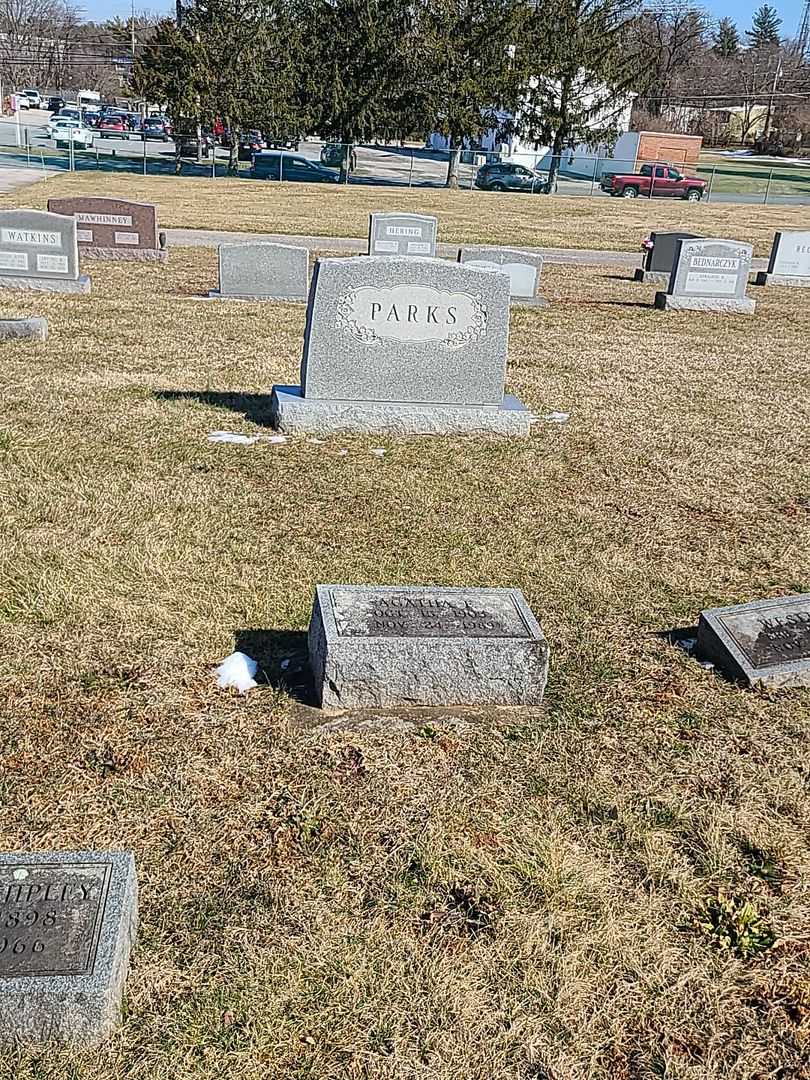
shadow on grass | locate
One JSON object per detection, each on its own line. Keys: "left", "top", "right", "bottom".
{"left": 155, "top": 389, "right": 273, "bottom": 426}
{"left": 235, "top": 628, "right": 316, "bottom": 706}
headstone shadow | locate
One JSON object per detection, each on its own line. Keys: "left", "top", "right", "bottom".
{"left": 155, "top": 389, "right": 273, "bottom": 426}
{"left": 234, "top": 628, "right": 316, "bottom": 705}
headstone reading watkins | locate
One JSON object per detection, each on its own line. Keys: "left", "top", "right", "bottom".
{"left": 0, "top": 850, "right": 137, "bottom": 1046}
{"left": 211, "top": 241, "right": 309, "bottom": 301}
{"left": 368, "top": 212, "right": 438, "bottom": 257}
{"left": 0, "top": 209, "right": 90, "bottom": 294}
{"left": 655, "top": 238, "right": 755, "bottom": 314}
{"left": 696, "top": 593, "right": 810, "bottom": 689}
{"left": 48, "top": 197, "right": 167, "bottom": 262}
{"left": 271, "top": 255, "right": 530, "bottom": 436}
{"left": 755, "top": 230, "right": 810, "bottom": 287}
{"left": 634, "top": 230, "right": 701, "bottom": 285}
{"left": 308, "top": 585, "right": 550, "bottom": 708}
{"left": 457, "top": 246, "right": 546, "bottom": 306}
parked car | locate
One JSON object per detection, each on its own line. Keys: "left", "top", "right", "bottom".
{"left": 177, "top": 131, "right": 216, "bottom": 158}
{"left": 250, "top": 150, "right": 341, "bottom": 183}
{"left": 19, "top": 89, "right": 41, "bottom": 109}
{"left": 98, "top": 116, "right": 127, "bottom": 138}
{"left": 142, "top": 116, "right": 171, "bottom": 141}
{"left": 46, "top": 116, "right": 82, "bottom": 138}
{"left": 57, "top": 107, "right": 82, "bottom": 122}
{"left": 320, "top": 143, "right": 356, "bottom": 171}
{"left": 238, "top": 131, "right": 266, "bottom": 160}
{"left": 266, "top": 135, "right": 299, "bottom": 150}
{"left": 600, "top": 163, "right": 706, "bottom": 201}
{"left": 47, "top": 95, "right": 65, "bottom": 113}
{"left": 53, "top": 122, "right": 94, "bottom": 149}
{"left": 475, "top": 161, "right": 545, "bottom": 193}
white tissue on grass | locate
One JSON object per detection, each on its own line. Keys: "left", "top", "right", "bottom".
{"left": 215, "top": 651, "right": 258, "bottom": 694}
{"left": 544, "top": 411, "right": 570, "bottom": 423}
{"left": 307, "top": 437, "right": 325, "bottom": 445}
{"left": 338, "top": 449, "right": 349, "bottom": 456}
{"left": 208, "top": 431, "right": 259, "bottom": 445}
{"left": 371, "top": 448, "right": 386, "bottom": 457}
{"left": 266, "top": 435, "right": 288, "bottom": 444}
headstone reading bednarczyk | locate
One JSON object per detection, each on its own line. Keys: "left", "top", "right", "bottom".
{"left": 696, "top": 594, "right": 810, "bottom": 689}
{"left": 457, "top": 246, "right": 546, "bottom": 306}
{"left": 0, "top": 209, "right": 90, "bottom": 294}
{"left": 211, "top": 242, "right": 309, "bottom": 301}
{"left": 0, "top": 850, "right": 137, "bottom": 1046}
{"left": 368, "top": 212, "right": 438, "bottom": 257}
{"left": 634, "top": 231, "right": 701, "bottom": 285}
{"left": 271, "top": 255, "right": 530, "bottom": 436}
{"left": 755, "top": 231, "right": 810, "bottom": 287}
{"left": 47, "top": 197, "right": 167, "bottom": 262}
{"left": 655, "top": 238, "right": 755, "bottom": 314}
{"left": 309, "top": 585, "right": 549, "bottom": 708}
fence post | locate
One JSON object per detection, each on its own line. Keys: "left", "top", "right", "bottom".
{"left": 143, "top": 132, "right": 147, "bottom": 175}
{"left": 408, "top": 150, "right": 414, "bottom": 187}
{"left": 764, "top": 167, "right": 774, "bottom": 204}
{"left": 705, "top": 166, "right": 715, "bottom": 202}
{"left": 590, "top": 155, "right": 598, "bottom": 196}
{"left": 279, "top": 150, "right": 284, "bottom": 182}
{"left": 211, "top": 142, "right": 215, "bottom": 178}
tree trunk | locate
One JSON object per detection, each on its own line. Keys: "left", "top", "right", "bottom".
{"left": 445, "top": 132, "right": 460, "bottom": 188}
{"left": 225, "top": 116, "right": 238, "bottom": 174}
{"left": 339, "top": 141, "right": 352, "bottom": 184}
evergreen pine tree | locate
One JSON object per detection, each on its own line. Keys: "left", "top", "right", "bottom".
{"left": 713, "top": 17, "right": 740, "bottom": 57}
{"left": 747, "top": 4, "right": 782, "bottom": 49}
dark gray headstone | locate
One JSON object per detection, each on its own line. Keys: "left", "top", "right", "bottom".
{"left": 0, "top": 850, "right": 137, "bottom": 1045}
{"left": 0, "top": 209, "right": 90, "bottom": 294}
{"left": 368, "top": 213, "right": 437, "bottom": 257}
{"left": 213, "top": 242, "right": 308, "bottom": 301}
{"left": 47, "top": 197, "right": 166, "bottom": 262}
{"left": 308, "top": 585, "right": 549, "bottom": 707}
{"left": 755, "top": 230, "right": 810, "bottom": 287}
{"left": 457, "top": 246, "right": 545, "bottom": 304}
{"left": 646, "top": 231, "right": 701, "bottom": 273}
{"left": 655, "top": 238, "right": 755, "bottom": 314}
{"left": 696, "top": 594, "right": 810, "bottom": 688}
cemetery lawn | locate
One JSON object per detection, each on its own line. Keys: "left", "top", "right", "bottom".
{"left": 1, "top": 246, "right": 810, "bottom": 1080}
{"left": 4, "top": 171, "right": 810, "bottom": 255}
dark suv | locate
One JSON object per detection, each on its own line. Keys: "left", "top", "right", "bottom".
{"left": 250, "top": 151, "right": 340, "bottom": 183}
{"left": 476, "top": 161, "right": 545, "bottom": 193}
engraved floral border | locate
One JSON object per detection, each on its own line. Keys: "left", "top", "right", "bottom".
{"left": 335, "top": 291, "right": 487, "bottom": 350}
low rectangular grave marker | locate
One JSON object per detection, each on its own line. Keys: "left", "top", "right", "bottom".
{"left": 696, "top": 594, "right": 810, "bottom": 688}
{"left": 0, "top": 209, "right": 89, "bottom": 294}
{"left": 211, "top": 242, "right": 308, "bottom": 301}
{"left": 308, "top": 585, "right": 549, "bottom": 707}
{"left": 655, "top": 238, "right": 755, "bottom": 314}
{"left": 457, "top": 246, "right": 546, "bottom": 306}
{"left": 634, "top": 231, "right": 701, "bottom": 285}
{"left": 755, "top": 230, "right": 810, "bottom": 287}
{"left": 47, "top": 197, "right": 166, "bottom": 262}
{"left": 368, "top": 212, "right": 438, "bottom": 257}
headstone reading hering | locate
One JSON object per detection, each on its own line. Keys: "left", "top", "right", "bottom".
{"left": 308, "top": 585, "right": 549, "bottom": 708}
{"left": 368, "top": 212, "right": 438, "bottom": 257}
{"left": 696, "top": 594, "right": 810, "bottom": 688}
{"left": 634, "top": 231, "right": 701, "bottom": 285}
{"left": 48, "top": 197, "right": 167, "bottom": 262}
{"left": 271, "top": 255, "right": 530, "bottom": 436}
{"left": 755, "top": 231, "right": 810, "bottom": 287}
{"left": 457, "top": 246, "right": 546, "bottom": 306}
{"left": 0, "top": 850, "right": 137, "bottom": 1046}
{"left": 0, "top": 209, "right": 90, "bottom": 294}
{"left": 655, "top": 238, "right": 755, "bottom": 314}
{"left": 211, "top": 242, "right": 309, "bottom": 301}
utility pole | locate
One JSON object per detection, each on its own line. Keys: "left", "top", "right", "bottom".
{"left": 798, "top": 0, "right": 810, "bottom": 59}
{"left": 764, "top": 59, "right": 782, "bottom": 139}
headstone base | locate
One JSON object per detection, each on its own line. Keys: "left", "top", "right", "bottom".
{"left": 633, "top": 268, "right": 671, "bottom": 286}
{"left": 513, "top": 296, "right": 549, "bottom": 309}
{"left": 0, "top": 316, "right": 47, "bottom": 341}
{"left": 0, "top": 274, "right": 91, "bottom": 295}
{"left": 654, "top": 292, "right": 755, "bottom": 315}
{"left": 270, "top": 385, "right": 531, "bottom": 437}
{"left": 754, "top": 271, "right": 810, "bottom": 288}
{"left": 207, "top": 289, "right": 305, "bottom": 303}
{"left": 81, "top": 247, "right": 167, "bottom": 263}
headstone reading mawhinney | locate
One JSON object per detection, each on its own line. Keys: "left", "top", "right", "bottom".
{"left": 210, "top": 242, "right": 309, "bottom": 301}
{"left": 368, "top": 212, "right": 438, "bottom": 257}
{"left": 755, "top": 231, "right": 810, "bottom": 287}
{"left": 655, "top": 238, "right": 755, "bottom": 314}
{"left": 457, "top": 246, "right": 547, "bottom": 306}
{"left": 309, "top": 585, "right": 549, "bottom": 708}
{"left": 48, "top": 197, "right": 166, "bottom": 263}
{"left": 634, "top": 231, "right": 701, "bottom": 285}
{"left": 0, "top": 209, "right": 90, "bottom": 294}
{"left": 271, "top": 255, "right": 530, "bottom": 437}
{"left": 0, "top": 850, "right": 137, "bottom": 1046}
{"left": 697, "top": 593, "right": 810, "bottom": 689}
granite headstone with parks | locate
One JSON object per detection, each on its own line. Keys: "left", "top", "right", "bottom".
{"left": 308, "top": 584, "right": 550, "bottom": 708}
{"left": 0, "top": 209, "right": 90, "bottom": 294}
{"left": 48, "top": 196, "right": 167, "bottom": 262}
{"left": 210, "top": 241, "right": 309, "bottom": 301}
{"left": 755, "top": 231, "right": 810, "bottom": 287}
{"left": 0, "top": 850, "right": 137, "bottom": 1045}
{"left": 654, "top": 238, "right": 755, "bottom": 314}
{"left": 457, "top": 246, "right": 547, "bottom": 306}
{"left": 270, "top": 254, "right": 530, "bottom": 436}
{"left": 634, "top": 231, "right": 701, "bottom": 285}
{"left": 368, "top": 212, "right": 438, "bottom": 257}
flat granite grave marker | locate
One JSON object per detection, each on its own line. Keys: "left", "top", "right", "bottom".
{"left": 0, "top": 316, "right": 47, "bottom": 341}
{"left": 755, "top": 231, "right": 810, "bottom": 287}
{"left": 0, "top": 209, "right": 90, "bottom": 294}
{"left": 0, "top": 850, "right": 137, "bottom": 1045}
{"left": 457, "top": 246, "right": 547, "bottom": 306}
{"left": 271, "top": 255, "right": 530, "bottom": 436}
{"left": 210, "top": 242, "right": 309, "bottom": 301}
{"left": 368, "top": 212, "right": 438, "bottom": 257}
{"left": 308, "top": 585, "right": 549, "bottom": 708}
{"left": 634, "top": 231, "right": 701, "bottom": 285}
{"left": 47, "top": 197, "right": 167, "bottom": 262}
{"left": 655, "top": 238, "right": 755, "bottom": 314}
{"left": 696, "top": 594, "right": 810, "bottom": 688}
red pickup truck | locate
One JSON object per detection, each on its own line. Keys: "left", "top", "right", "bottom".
{"left": 601, "top": 163, "right": 707, "bottom": 201}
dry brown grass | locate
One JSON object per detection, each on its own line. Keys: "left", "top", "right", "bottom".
{"left": 3, "top": 171, "right": 810, "bottom": 254}
{"left": 0, "top": 248, "right": 809, "bottom": 1079}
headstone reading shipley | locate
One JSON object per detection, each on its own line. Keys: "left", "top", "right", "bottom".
{"left": 0, "top": 209, "right": 90, "bottom": 294}
{"left": 457, "top": 246, "right": 547, "bottom": 306}
{"left": 697, "top": 594, "right": 810, "bottom": 689}
{"left": 368, "top": 212, "right": 438, "bottom": 257}
{"left": 308, "top": 585, "right": 549, "bottom": 708}
{"left": 48, "top": 197, "right": 166, "bottom": 262}
{"left": 271, "top": 255, "right": 530, "bottom": 437}
{"left": 210, "top": 242, "right": 309, "bottom": 301}
{"left": 755, "top": 231, "right": 810, "bottom": 287}
{"left": 0, "top": 850, "right": 137, "bottom": 1046}
{"left": 634, "top": 231, "right": 701, "bottom": 285}
{"left": 655, "top": 238, "right": 755, "bottom": 314}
